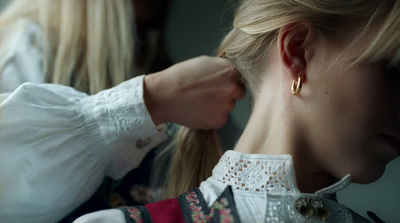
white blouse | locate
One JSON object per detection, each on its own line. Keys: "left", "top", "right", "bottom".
{"left": 75, "top": 151, "right": 371, "bottom": 223}
{"left": 0, "top": 19, "right": 168, "bottom": 223}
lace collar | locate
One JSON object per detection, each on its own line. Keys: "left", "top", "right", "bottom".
{"left": 211, "top": 150, "right": 351, "bottom": 197}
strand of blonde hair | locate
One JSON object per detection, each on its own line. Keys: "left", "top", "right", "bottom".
{"left": 164, "top": 128, "right": 223, "bottom": 198}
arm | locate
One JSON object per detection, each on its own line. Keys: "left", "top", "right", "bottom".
{"left": 69, "top": 56, "right": 246, "bottom": 223}
{"left": 0, "top": 76, "right": 164, "bottom": 223}
{"left": 0, "top": 55, "right": 244, "bottom": 223}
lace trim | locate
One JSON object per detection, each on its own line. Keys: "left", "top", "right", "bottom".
{"left": 212, "top": 151, "right": 351, "bottom": 197}
{"left": 212, "top": 151, "right": 299, "bottom": 195}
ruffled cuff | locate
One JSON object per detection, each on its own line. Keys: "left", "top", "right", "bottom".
{"left": 93, "top": 75, "right": 158, "bottom": 149}
{"left": 92, "top": 75, "right": 167, "bottom": 178}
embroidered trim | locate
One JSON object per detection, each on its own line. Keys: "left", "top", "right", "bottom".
{"left": 119, "top": 186, "right": 241, "bottom": 223}
{"left": 208, "top": 197, "right": 235, "bottom": 222}
{"left": 178, "top": 187, "right": 240, "bottom": 223}
{"left": 184, "top": 189, "right": 208, "bottom": 221}
{"left": 118, "top": 206, "right": 150, "bottom": 223}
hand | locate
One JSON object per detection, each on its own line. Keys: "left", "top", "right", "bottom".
{"left": 144, "top": 56, "right": 246, "bottom": 129}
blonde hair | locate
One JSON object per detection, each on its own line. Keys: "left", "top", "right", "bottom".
{"left": 165, "top": 0, "right": 400, "bottom": 198}
{"left": 0, "top": 0, "right": 135, "bottom": 94}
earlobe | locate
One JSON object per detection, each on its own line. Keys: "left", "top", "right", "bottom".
{"left": 278, "top": 23, "right": 313, "bottom": 82}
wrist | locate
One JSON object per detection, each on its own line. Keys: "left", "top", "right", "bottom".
{"left": 143, "top": 73, "right": 169, "bottom": 126}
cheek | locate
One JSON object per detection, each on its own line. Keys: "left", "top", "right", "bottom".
{"left": 310, "top": 68, "right": 384, "bottom": 152}
{"left": 331, "top": 65, "right": 391, "bottom": 124}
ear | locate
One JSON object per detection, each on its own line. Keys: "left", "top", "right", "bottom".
{"left": 278, "top": 23, "right": 314, "bottom": 82}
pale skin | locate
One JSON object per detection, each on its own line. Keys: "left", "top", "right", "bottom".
{"left": 144, "top": 56, "right": 245, "bottom": 129}
{"left": 234, "top": 23, "right": 400, "bottom": 193}
{"left": 132, "top": 0, "right": 246, "bottom": 130}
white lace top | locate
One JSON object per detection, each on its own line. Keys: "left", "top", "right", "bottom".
{"left": 199, "top": 150, "right": 371, "bottom": 223}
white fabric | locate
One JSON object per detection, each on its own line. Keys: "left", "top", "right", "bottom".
{"left": 75, "top": 151, "right": 371, "bottom": 223}
{"left": 0, "top": 18, "right": 168, "bottom": 223}
{"left": 200, "top": 150, "right": 370, "bottom": 223}
{"left": 73, "top": 210, "right": 126, "bottom": 223}
{"left": 0, "top": 18, "right": 45, "bottom": 93}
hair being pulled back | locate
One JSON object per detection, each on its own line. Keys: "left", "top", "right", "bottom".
{"left": 164, "top": 0, "right": 400, "bottom": 198}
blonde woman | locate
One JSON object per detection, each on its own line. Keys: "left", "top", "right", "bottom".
{"left": 0, "top": 0, "right": 245, "bottom": 222}
{"left": 75, "top": 0, "right": 400, "bottom": 222}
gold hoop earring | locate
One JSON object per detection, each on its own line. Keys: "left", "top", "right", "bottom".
{"left": 291, "top": 73, "right": 303, "bottom": 96}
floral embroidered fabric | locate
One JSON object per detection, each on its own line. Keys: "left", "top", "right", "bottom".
{"left": 119, "top": 206, "right": 149, "bottom": 223}
{"left": 118, "top": 187, "right": 240, "bottom": 223}
{"left": 178, "top": 187, "right": 240, "bottom": 223}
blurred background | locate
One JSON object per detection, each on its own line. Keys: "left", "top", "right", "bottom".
{"left": 1, "top": 0, "right": 399, "bottom": 222}
{"left": 0, "top": 1, "right": 7, "bottom": 10}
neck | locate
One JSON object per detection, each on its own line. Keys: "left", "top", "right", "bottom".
{"left": 234, "top": 86, "right": 336, "bottom": 193}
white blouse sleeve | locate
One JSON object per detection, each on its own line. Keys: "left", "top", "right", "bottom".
{"left": 73, "top": 209, "right": 126, "bottom": 223}
{"left": 0, "top": 76, "right": 168, "bottom": 223}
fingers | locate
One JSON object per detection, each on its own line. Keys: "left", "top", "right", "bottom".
{"left": 212, "top": 57, "right": 246, "bottom": 101}
{"left": 227, "top": 66, "right": 243, "bottom": 83}
{"left": 160, "top": 55, "right": 247, "bottom": 129}
{"left": 225, "top": 64, "right": 247, "bottom": 101}
{"left": 235, "top": 83, "right": 247, "bottom": 101}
